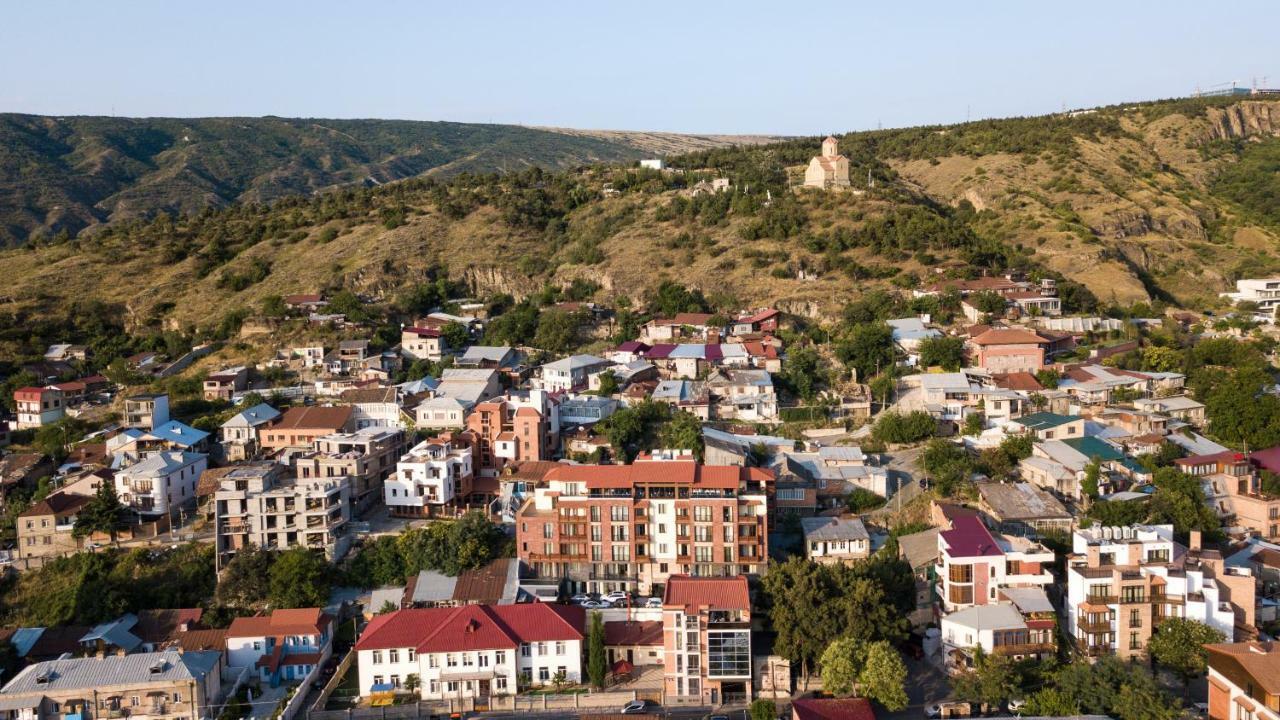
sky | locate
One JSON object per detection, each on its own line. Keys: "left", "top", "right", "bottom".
{"left": 2, "top": 1, "right": 1278, "bottom": 136}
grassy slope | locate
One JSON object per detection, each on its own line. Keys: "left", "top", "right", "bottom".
{"left": 1, "top": 98, "right": 1278, "bottom": 336}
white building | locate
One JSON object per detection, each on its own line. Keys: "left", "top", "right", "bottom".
{"left": 801, "top": 516, "right": 870, "bottom": 564}
{"left": 13, "top": 386, "right": 64, "bottom": 429}
{"left": 225, "top": 608, "right": 334, "bottom": 687}
{"left": 540, "top": 355, "right": 610, "bottom": 393}
{"left": 384, "top": 438, "right": 474, "bottom": 516}
{"left": 402, "top": 327, "right": 445, "bottom": 362}
{"left": 1221, "top": 278, "right": 1280, "bottom": 323}
{"left": 214, "top": 462, "right": 353, "bottom": 563}
{"left": 354, "top": 604, "right": 584, "bottom": 701}
{"left": 219, "top": 402, "right": 281, "bottom": 460}
{"left": 114, "top": 451, "right": 206, "bottom": 519}
{"left": 936, "top": 515, "right": 1054, "bottom": 613}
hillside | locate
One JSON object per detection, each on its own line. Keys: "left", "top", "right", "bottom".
{"left": 0, "top": 114, "right": 780, "bottom": 246}
{"left": 1, "top": 96, "right": 1279, "bottom": 351}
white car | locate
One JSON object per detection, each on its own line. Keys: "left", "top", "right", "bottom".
{"left": 580, "top": 600, "right": 607, "bottom": 609}
{"left": 621, "top": 700, "right": 650, "bottom": 714}
{"left": 569, "top": 593, "right": 591, "bottom": 604}
{"left": 645, "top": 596, "right": 663, "bottom": 608}
{"left": 603, "top": 591, "right": 630, "bottom": 604}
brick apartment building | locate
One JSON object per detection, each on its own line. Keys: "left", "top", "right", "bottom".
{"left": 516, "top": 454, "right": 772, "bottom": 596}
{"left": 460, "top": 391, "right": 559, "bottom": 477}
{"left": 1177, "top": 450, "right": 1280, "bottom": 541}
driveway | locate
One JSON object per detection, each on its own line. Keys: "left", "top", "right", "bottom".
{"left": 882, "top": 656, "right": 951, "bottom": 720}
{"left": 245, "top": 683, "right": 292, "bottom": 720}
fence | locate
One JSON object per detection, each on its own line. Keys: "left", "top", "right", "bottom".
{"left": 307, "top": 690, "right": 639, "bottom": 720}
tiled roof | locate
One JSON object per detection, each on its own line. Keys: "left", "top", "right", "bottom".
{"left": 992, "top": 372, "right": 1043, "bottom": 392}
{"left": 356, "top": 604, "right": 583, "bottom": 653}
{"left": 939, "top": 515, "right": 1002, "bottom": 558}
{"left": 271, "top": 405, "right": 353, "bottom": 430}
{"left": 971, "top": 328, "right": 1048, "bottom": 346}
{"left": 662, "top": 575, "right": 749, "bottom": 612}
{"left": 19, "top": 491, "right": 90, "bottom": 518}
{"left": 543, "top": 461, "right": 771, "bottom": 490}
{"left": 604, "top": 620, "right": 662, "bottom": 647}
{"left": 227, "top": 608, "right": 330, "bottom": 639}
{"left": 792, "top": 697, "right": 876, "bottom": 720}
{"left": 1205, "top": 641, "right": 1280, "bottom": 694}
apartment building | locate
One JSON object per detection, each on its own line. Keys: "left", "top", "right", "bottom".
{"left": 516, "top": 456, "right": 772, "bottom": 596}
{"left": 260, "top": 406, "right": 355, "bottom": 451}
{"left": 662, "top": 575, "right": 752, "bottom": 706}
{"left": 214, "top": 461, "right": 352, "bottom": 564}
{"left": 293, "top": 427, "right": 403, "bottom": 512}
{"left": 936, "top": 515, "right": 1054, "bottom": 613}
{"left": 1177, "top": 450, "right": 1280, "bottom": 541}
{"left": 218, "top": 402, "right": 281, "bottom": 461}
{"left": 465, "top": 391, "right": 560, "bottom": 477}
{"left": 16, "top": 492, "right": 90, "bottom": 565}
{"left": 123, "top": 393, "right": 170, "bottom": 430}
{"left": 0, "top": 650, "right": 224, "bottom": 720}
{"left": 354, "top": 604, "right": 585, "bottom": 702}
{"left": 540, "top": 355, "right": 610, "bottom": 393}
{"left": 340, "top": 387, "right": 405, "bottom": 429}
{"left": 384, "top": 438, "right": 474, "bottom": 517}
{"left": 939, "top": 587, "right": 1056, "bottom": 672}
{"left": 114, "top": 451, "right": 207, "bottom": 520}
{"left": 1065, "top": 525, "right": 1256, "bottom": 660}
{"left": 1206, "top": 641, "right": 1280, "bottom": 720}
{"left": 1222, "top": 278, "right": 1280, "bottom": 323}
{"left": 203, "top": 366, "right": 248, "bottom": 401}
{"left": 13, "top": 386, "right": 64, "bottom": 429}
{"left": 401, "top": 326, "right": 445, "bottom": 361}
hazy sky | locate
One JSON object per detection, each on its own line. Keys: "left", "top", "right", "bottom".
{"left": 3, "top": 1, "right": 1277, "bottom": 135}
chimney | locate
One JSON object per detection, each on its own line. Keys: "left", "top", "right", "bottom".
{"left": 1189, "top": 530, "right": 1202, "bottom": 552}
{"left": 1086, "top": 544, "right": 1101, "bottom": 568}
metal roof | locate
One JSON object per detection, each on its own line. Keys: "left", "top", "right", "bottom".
{"left": 1, "top": 651, "right": 220, "bottom": 695}
{"left": 801, "top": 516, "right": 870, "bottom": 542}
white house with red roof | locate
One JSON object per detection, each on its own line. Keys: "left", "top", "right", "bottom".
{"left": 936, "top": 515, "right": 1054, "bottom": 613}
{"left": 354, "top": 604, "right": 585, "bottom": 701}
{"left": 225, "top": 608, "right": 333, "bottom": 687}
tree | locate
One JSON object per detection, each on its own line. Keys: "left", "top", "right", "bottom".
{"left": 260, "top": 294, "right": 287, "bottom": 318}
{"left": 918, "top": 335, "right": 966, "bottom": 371}
{"left": 920, "top": 438, "right": 974, "bottom": 496}
{"left": 1141, "top": 346, "right": 1183, "bottom": 373}
{"left": 951, "top": 647, "right": 1018, "bottom": 708}
{"left": 762, "top": 558, "right": 833, "bottom": 686}
{"left": 587, "top": 611, "right": 606, "bottom": 689}
{"left": 596, "top": 370, "right": 619, "bottom": 396}
{"left": 73, "top": 480, "right": 122, "bottom": 540}
{"left": 268, "top": 548, "right": 330, "bottom": 608}
{"left": 215, "top": 544, "right": 275, "bottom": 608}
{"left": 404, "top": 673, "right": 420, "bottom": 694}
{"left": 819, "top": 637, "right": 863, "bottom": 697}
{"left": 1034, "top": 368, "right": 1061, "bottom": 389}
{"left": 835, "top": 323, "right": 895, "bottom": 382}
{"left": 1147, "top": 618, "right": 1224, "bottom": 684}
{"left": 846, "top": 488, "right": 886, "bottom": 513}
{"left": 962, "top": 411, "right": 985, "bottom": 436}
{"left": 782, "top": 346, "right": 825, "bottom": 400}
{"left": 533, "top": 309, "right": 580, "bottom": 352}
{"left": 749, "top": 700, "right": 777, "bottom": 720}
{"left": 1081, "top": 458, "right": 1102, "bottom": 500}
{"left": 440, "top": 321, "right": 472, "bottom": 351}
{"left": 871, "top": 411, "right": 936, "bottom": 444}
{"left": 969, "top": 291, "right": 1008, "bottom": 315}
{"left": 859, "top": 641, "right": 908, "bottom": 711}
{"left": 659, "top": 410, "right": 704, "bottom": 460}
{"left": 378, "top": 600, "right": 398, "bottom": 614}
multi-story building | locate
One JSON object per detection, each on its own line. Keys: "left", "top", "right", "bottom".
{"left": 16, "top": 492, "right": 90, "bottom": 566}
{"left": 464, "top": 391, "right": 559, "bottom": 477}
{"left": 214, "top": 461, "right": 352, "bottom": 564}
{"left": 218, "top": 402, "right": 281, "bottom": 462}
{"left": 540, "top": 355, "right": 610, "bottom": 393}
{"left": 354, "top": 604, "right": 585, "bottom": 702}
{"left": 1177, "top": 450, "right": 1280, "bottom": 541}
{"left": 1222, "top": 278, "right": 1280, "bottom": 323}
{"left": 661, "top": 575, "right": 752, "bottom": 705}
{"left": 0, "top": 650, "right": 224, "bottom": 720}
{"left": 939, "top": 587, "right": 1056, "bottom": 672}
{"left": 13, "top": 386, "right": 64, "bottom": 429}
{"left": 1205, "top": 641, "right": 1280, "bottom": 720}
{"left": 340, "top": 387, "right": 405, "bottom": 429}
{"left": 260, "top": 406, "right": 355, "bottom": 451}
{"left": 114, "top": 451, "right": 207, "bottom": 520}
{"left": 293, "top": 427, "right": 403, "bottom": 512}
{"left": 226, "top": 608, "right": 333, "bottom": 687}
{"left": 516, "top": 455, "right": 772, "bottom": 595}
{"left": 203, "top": 366, "right": 248, "bottom": 401}
{"left": 1065, "top": 525, "right": 1256, "bottom": 660}
{"left": 936, "top": 515, "right": 1054, "bottom": 613}
{"left": 401, "top": 326, "right": 445, "bottom": 362}
{"left": 384, "top": 438, "right": 474, "bottom": 517}
{"left": 124, "top": 393, "right": 170, "bottom": 430}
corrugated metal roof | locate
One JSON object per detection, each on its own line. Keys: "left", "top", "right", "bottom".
{"left": 1, "top": 651, "right": 220, "bottom": 694}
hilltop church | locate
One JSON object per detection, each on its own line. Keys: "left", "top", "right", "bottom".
{"left": 803, "top": 135, "right": 851, "bottom": 189}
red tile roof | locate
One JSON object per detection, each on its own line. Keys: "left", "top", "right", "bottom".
{"left": 543, "top": 461, "right": 772, "bottom": 490}
{"left": 271, "top": 405, "right": 353, "bottom": 431}
{"left": 793, "top": 698, "right": 876, "bottom": 720}
{"left": 356, "top": 603, "right": 583, "bottom": 653}
{"left": 971, "top": 328, "right": 1048, "bottom": 346}
{"left": 404, "top": 326, "right": 442, "bottom": 337}
{"left": 940, "top": 515, "right": 1002, "bottom": 558}
{"left": 662, "top": 575, "right": 749, "bottom": 612}
{"left": 227, "top": 608, "right": 331, "bottom": 639}
{"left": 13, "top": 386, "right": 54, "bottom": 401}
{"left": 992, "top": 372, "right": 1043, "bottom": 392}
{"left": 673, "top": 313, "right": 714, "bottom": 326}
{"left": 604, "top": 620, "right": 663, "bottom": 647}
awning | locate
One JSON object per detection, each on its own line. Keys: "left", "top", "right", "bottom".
{"left": 0, "top": 697, "right": 42, "bottom": 711}
{"left": 611, "top": 660, "right": 635, "bottom": 675}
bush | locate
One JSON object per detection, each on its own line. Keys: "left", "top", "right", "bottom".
{"left": 871, "top": 411, "right": 936, "bottom": 444}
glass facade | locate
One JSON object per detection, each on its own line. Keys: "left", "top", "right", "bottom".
{"left": 707, "top": 630, "right": 751, "bottom": 678}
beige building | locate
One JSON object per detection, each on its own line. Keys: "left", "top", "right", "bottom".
{"left": 16, "top": 492, "right": 90, "bottom": 566}
{"left": 0, "top": 650, "right": 225, "bottom": 720}
{"left": 801, "top": 515, "right": 871, "bottom": 564}
{"left": 214, "top": 461, "right": 353, "bottom": 565}
{"left": 802, "top": 136, "right": 850, "bottom": 189}
{"left": 294, "top": 427, "right": 403, "bottom": 512}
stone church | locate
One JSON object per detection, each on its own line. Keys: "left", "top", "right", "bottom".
{"left": 803, "top": 135, "right": 851, "bottom": 189}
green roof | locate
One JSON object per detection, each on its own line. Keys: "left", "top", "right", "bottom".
{"left": 1062, "top": 436, "right": 1125, "bottom": 461}
{"left": 1013, "top": 412, "right": 1081, "bottom": 431}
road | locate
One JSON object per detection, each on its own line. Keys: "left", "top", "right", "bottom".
{"left": 883, "top": 657, "right": 951, "bottom": 720}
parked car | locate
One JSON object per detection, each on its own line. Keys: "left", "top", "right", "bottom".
{"left": 1007, "top": 699, "right": 1026, "bottom": 713}
{"left": 645, "top": 596, "right": 663, "bottom": 608}
{"left": 569, "top": 593, "right": 591, "bottom": 604}
{"left": 580, "top": 600, "right": 607, "bottom": 609}
{"left": 621, "top": 700, "right": 655, "bottom": 714}
{"left": 603, "top": 591, "right": 630, "bottom": 604}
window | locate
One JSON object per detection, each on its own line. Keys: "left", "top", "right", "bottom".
{"left": 555, "top": 641, "right": 566, "bottom": 655}
{"left": 478, "top": 653, "right": 489, "bottom": 667}
{"left": 389, "top": 649, "right": 399, "bottom": 663}
{"left": 446, "top": 681, "right": 458, "bottom": 693}
{"left": 694, "top": 506, "right": 711, "bottom": 522}
{"left": 407, "top": 649, "right": 415, "bottom": 662}
{"left": 536, "top": 642, "right": 547, "bottom": 655}
{"left": 539, "top": 667, "right": 550, "bottom": 681}
{"left": 446, "top": 653, "right": 458, "bottom": 667}
{"left": 462, "top": 653, "right": 474, "bottom": 666}
{"left": 372, "top": 677, "right": 383, "bottom": 687}
{"left": 1129, "top": 609, "right": 1141, "bottom": 628}
{"left": 495, "top": 677, "right": 507, "bottom": 691}
{"left": 1129, "top": 632, "right": 1141, "bottom": 650}
{"left": 429, "top": 680, "right": 439, "bottom": 694}
{"left": 428, "top": 655, "right": 438, "bottom": 668}
{"left": 495, "top": 650, "right": 506, "bottom": 664}
{"left": 520, "top": 644, "right": 530, "bottom": 657}
{"left": 372, "top": 651, "right": 383, "bottom": 664}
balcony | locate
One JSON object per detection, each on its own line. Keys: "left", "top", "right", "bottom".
{"left": 1077, "top": 617, "right": 1114, "bottom": 633}
{"left": 1084, "top": 644, "right": 1114, "bottom": 657}
{"left": 992, "top": 642, "right": 1054, "bottom": 656}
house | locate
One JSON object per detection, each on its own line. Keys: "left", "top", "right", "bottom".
{"left": 0, "top": 651, "right": 223, "bottom": 720}
{"left": 213, "top": 461, "right": 353, "bottom": 562}
{"left": 456, "top": 346, "right": 520, "bottom": 370}
{"left": 340, "top": 387, "right": 403, "bottom": 429}
{"left": 517, "top": 459, "right": 772, "bottom": 595}
{"left": 13, "top": 387, "right": 64, "bottom": 429}
{"left": 792, "top": 698, "right": 875, "bottom": 720}
{"left": 1058, "top": 364, "right": 1153, "bottom": 405}
{"left": 16, "top": 492, "right": 91, "bottom": 566}
{"left": 662, "top": 575, "right": 753, "bottom": 705}
{"left": 226, "top": 608, "right": 333, "bottom": 687}
{"left": 146, "top": 420, "right": 212, "bottom": 454}
{"left": 1134, "top": 395, "right": 1207, "bottom": 426}
{"left": 640, "top": 313, "right": 718, "bottom": 343}
{"left": 1205, "top": 641, "right": 1280, "bottom": 720}
{"left": 803, "top": 136, "right": 851, "bottom": 189}
{"left": 1029, "top": 436, "right": 1134, "bottom": 500}
{"left": 384, "top": 438, "right": 474, "bottom": 517}
{"left": 969, "top": 328, "right": 1053, "bottom": 373}
{"left": 43, "top": 343, "right": 90, "bottom": 363}
{"left": 354, "top": 604, "right": 585, "bottom": 700}
{"left": 540, "top": 355, "right": 610, "bottom": 393}
{"left": 1065, "top": 526, "right": 1255, "bottom": 659}
{"left": 939, "top": 588, "right": 1056, "bottom": 673}
{"left": 1010, "top": 412, "right": 1085, "bottom": 441}
{"left": 558, "top": 396, "right": 618, "bottom": 427}
{"left": 405, "top": 559, "right": 524, "bottom": 608}
{"left": 936, "top": 515, "right": 1054, "bottom": 613}
{"left": 652, "top": 379, "right": 711, "bottom": 420}
{"left": 801, "top": 516, "right": 871, "bottom": 564}
{"left": 589, "top": 361, "right": 658, "bottom": 392}
{"left": 115, "top": 451, "right": 206, "bottom": 519}
{"left": 705, "top": 368, "right": 777, "bottom": 422}
{"left": 218, "top": 402, "right": 281, "bottom": 461}
{"left": 605, "top": 620, "right": 663, "bottom": 668}
{"left": 260, "top": 405, "right": 355, "bottom": 451}
{"left": 783, "top": 446, "right": 891, "bottom": 507}
{"left": 887, "top": 318, "right": 943, "bottom": 365}
{"left": 123, "top": 393, "right": 170, "bottom": 430}
{"left": 731, "top": 308, "right": 780, "bottom": 336}
{"left": 701, "top": 427, "right": 795, "bottom": 468}
{"left": 401, "top": 327, "right": 444, "bottom": 362}
{"left": 203, "top": 366, "right": 248, "bottom": 401}
{"left": 1176, "top": 450, "right": 1280, "bottom": 540}
{"left": 974, "top": 482, "right": 1072, "bottom": 537}
{"left": 897, "top": 527, "right": 942, "bottom": 628}
{"left": 284, "top": 293, "right": 326, "bottom": 310}
{"left": 1221, "top": 278, "right": 1280, "bottom": 323}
